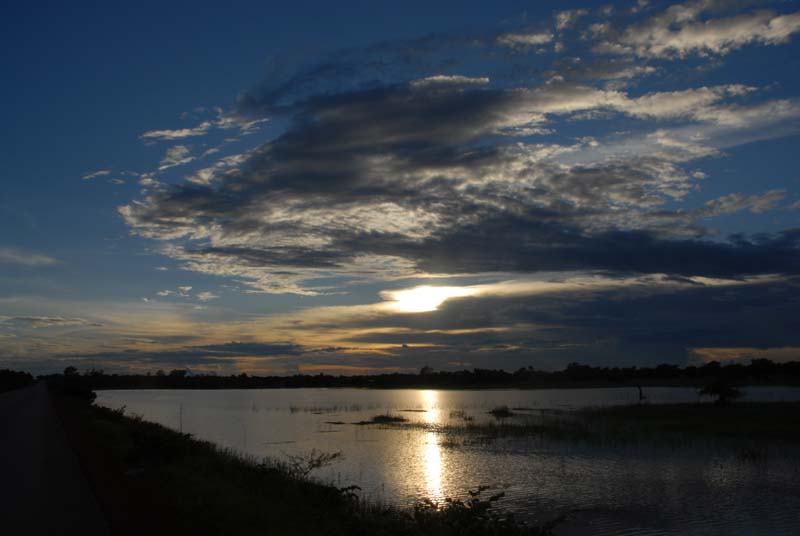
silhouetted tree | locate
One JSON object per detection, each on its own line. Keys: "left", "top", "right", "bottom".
{"left": 699, "top": 381, "right": 743, "bottom": 405}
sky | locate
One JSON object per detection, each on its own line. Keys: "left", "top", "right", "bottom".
{"left": 2, "top": 0, "right": 800, "bottom": 375}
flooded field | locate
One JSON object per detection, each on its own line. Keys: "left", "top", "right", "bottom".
{"left": 96, "top": 387, "right": 800, "bottom": 535}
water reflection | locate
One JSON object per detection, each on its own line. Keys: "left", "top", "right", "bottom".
{"left": 95, "top": 387, "right": 800, "bottom": 535}
{"left": 420, "top": 390, "right": 444, "bottom": 500}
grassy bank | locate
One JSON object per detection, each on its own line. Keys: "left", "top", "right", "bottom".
{"left": 53, "top": 391, "right": 557, "bottom": 536}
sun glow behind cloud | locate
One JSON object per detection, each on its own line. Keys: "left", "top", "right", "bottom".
{"left": 382, "top": 286, "right": 476, "bottom": 313}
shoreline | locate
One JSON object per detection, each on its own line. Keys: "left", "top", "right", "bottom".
{"left": 53, "top": 387, "right": 560, "bottom": 536}
{"left": 88, "top": 381, "right": 800, "bottom": 392}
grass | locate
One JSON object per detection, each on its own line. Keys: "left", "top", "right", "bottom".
{"left": 393, "top": 401, "right": 800, "bottom": 447}
{"left": 54, "top": 392, "right": 555, "bottom": 535}
{"left": 354, "top": 414, "right": 409, "bottom": 425}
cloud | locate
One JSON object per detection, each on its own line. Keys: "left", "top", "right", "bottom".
{"left": 0, "top": 316, "right": 102, "bottom": 328}
{"left": 141, "top": 121, "right": 212, "bottom": 141}
{"left": 497, "top": 31, "right": 554, "bottom": 48}
{"left": 0, "top": 247, "right": 58, "bottom": 267}
{"left": 410, "top": 75, "right": 490, "bottom": 89}
{"left": 159, "top": 145, "right": 195, "bottom": 170}
{"left": 555, "top": 9, "right": 588, "bottom": 31}
{"left": 140, "top": 109, "right": 270, "bottom": 142}
{"left": 689, "top": 346, "right": 800, "bottom": 363}
{"left": 156, "top": 285, "right": 194, "bottom": 298}
{"left": 12, "top": 0, "right": 796, "bottom": 373}
{"left": 243, "top": 272, "right": 800, "bottom": 370}
{"left": 624, "top": 84, "right": 756, "bottom": 120}
{"left": 120, "top": 72, "right": 800, "bottom": 295}
{"left": 599, "top": 3, "right": 800, "bottom": 58}
{"left": 81, "top": 169, "right": 111, "bottom": 180}
{"left": 185, "top": 151, "right": 253, "bottom": 185}
{"left": 699, "top": 189, "right": 785, "bottom": 216}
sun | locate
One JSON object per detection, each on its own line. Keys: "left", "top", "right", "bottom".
{"left": 383, "top": 285, "right": 475, "bottom": 313}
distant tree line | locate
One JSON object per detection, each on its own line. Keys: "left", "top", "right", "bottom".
{"left": 0, "top": 369, "right": 34, "bottom": 393}
{"left": 36, "top": 358, "right": 800, "bottom": 391}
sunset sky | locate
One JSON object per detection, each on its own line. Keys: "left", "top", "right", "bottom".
{"left": 2, "top": 0, "right": 800, "bottom": 374}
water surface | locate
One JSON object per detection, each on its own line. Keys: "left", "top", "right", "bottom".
{"left": 96, "top": 387, "right": 800, "bottom": 535}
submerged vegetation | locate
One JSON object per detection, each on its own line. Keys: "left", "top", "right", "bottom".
{"left": 488, "top": 406, "right": 515, "bottom": 419}
{"left": 53, "top": 386, "right": 557, "bottom": 535}
{"left": 373, "top": 401, "right": 800, "bottom": 446}
{"left": 355, "top": 414, "right": 409, "bottom": 425}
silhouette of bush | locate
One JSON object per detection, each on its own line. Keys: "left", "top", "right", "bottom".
{"left": 488, "top": 406, "right": 514, "bottom": 419}
{"left": 0, "top": 369, "right": 34, "bottom": 393}
{"left": 699, "top": 381, "right": 743, "bottom": 405}
{"left": 355, "top": 414, "right": 408, "bottom": 425}
{"left": 283, "top": 449, "right": 343, "bottom": 479}
{"left": 408, "top": 486, "right": 562, "bottom": 535}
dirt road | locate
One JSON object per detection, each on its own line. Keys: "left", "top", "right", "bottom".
{"left": 0, "top": 383, "right": 109, "bottom": 535}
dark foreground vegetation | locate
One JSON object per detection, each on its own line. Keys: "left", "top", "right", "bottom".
{"left": 0, "top": 368, "right": 34, "bottom": 393}
{"left": 52, "top": 384, "right": 559, "bottom": 536}
{"left": 41, "top": 358, "right": 800, "bottom": 391}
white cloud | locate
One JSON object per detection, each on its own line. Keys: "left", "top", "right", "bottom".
{"left": 81, "top": 169, "right": 111, "bottom": 180}
{"left": 156, "top": 286, "right": 194, "bottom": 298}
{"left": 140, "top": 110, "right": 270, "bottom": 142}
{"left": 140, "top": 121, "right": 212, "bottom": 141}
{"left": 0, "top": 247, "right": 58, "bottom": 267}
{"left": 159, "top": 145, "right": 195, "bottom": 170}
{"left": 624, "top": 84, "right": 756, "bottom": 121}
{"left": 700, "top": 190, "right": 786, "bottom": 217}
{"left": 185, "top": 150, "right": 253, "bottom": 185}
{"left": 196, "top": 291, "right": 220, "bottom": 302}
{"left": 602, "top": 6, "right": 800, "bottom": 58}
{"left": 497, "top": 31, "right": 554, "bottom": 48}
{"left": 555, "top": 9, "right": 588, "bottom": 31}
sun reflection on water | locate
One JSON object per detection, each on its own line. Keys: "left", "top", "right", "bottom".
{"left": 420, "top": 390, "right": 444, "bottom": 500}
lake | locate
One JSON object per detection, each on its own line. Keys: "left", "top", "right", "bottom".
{"left": 96, "top": 387, "right": 800, "bottom": 535}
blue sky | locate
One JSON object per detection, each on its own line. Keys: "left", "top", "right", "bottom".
{"left": 2, "top": 0, "right": 800, "bottom": 374}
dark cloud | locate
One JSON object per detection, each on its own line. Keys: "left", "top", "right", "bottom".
{"left": 316, "top": 274, "right": 800, "bottom": 369}
{"left": 122, "top": 75, "right": 800, "bottom": 294}
{"left": 112, "top": 0, "right": 800, "bottom": 376}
